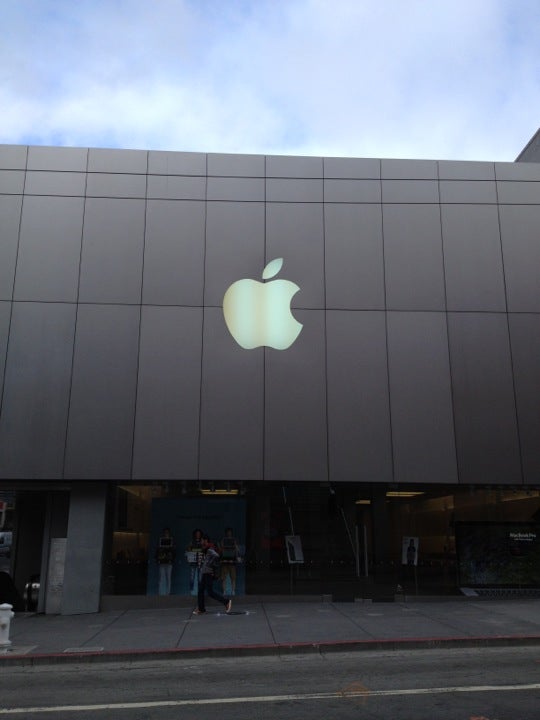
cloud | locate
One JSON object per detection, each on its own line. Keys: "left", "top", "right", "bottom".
{"left": 1, "top": 0, "right": 539, "bottom": 160}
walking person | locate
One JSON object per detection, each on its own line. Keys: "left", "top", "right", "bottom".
{"left": 193, "top": 535, "right": 232, "bottom": 615}
{"left": 186, "top": 528, "right": 204, "bottom": 592}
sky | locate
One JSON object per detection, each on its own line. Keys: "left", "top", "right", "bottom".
{"left": 1, "top": 0, "right": 539, "bottom": 161}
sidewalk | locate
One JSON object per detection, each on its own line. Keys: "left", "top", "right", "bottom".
{"left": 2, "top": 596, "right": 540, "bottom": 666}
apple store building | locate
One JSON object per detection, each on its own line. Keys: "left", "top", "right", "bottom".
{"left": 1, "top": 139, "right": 539, "bottom": 614}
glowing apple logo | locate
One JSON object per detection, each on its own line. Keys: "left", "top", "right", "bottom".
{"left": 223, "top": 258, "right": 303, "bottom": 350}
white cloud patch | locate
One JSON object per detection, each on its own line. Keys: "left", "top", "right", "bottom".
{"left": 1, "top": 0, "right": 539, "bottom": 160}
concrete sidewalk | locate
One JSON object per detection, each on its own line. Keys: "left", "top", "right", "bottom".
{"left": 2, "top": 596, "right": 540, "bottom": 666}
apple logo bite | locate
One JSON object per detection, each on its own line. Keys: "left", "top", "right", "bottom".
{"left": 222, "top": 258, "right": 303, "bottom": 350}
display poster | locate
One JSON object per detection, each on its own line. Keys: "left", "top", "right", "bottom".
{"left": 402, "top": 536, "right": 419, "bottom": 566}
{"left": 456, "top": 522, "right": 540, "bottom": 587}
{"left": 147, "top": 497, "right": 246, "bottom": 596}
{"left": 285, "top": 535, "right": 304, "bottom": 564}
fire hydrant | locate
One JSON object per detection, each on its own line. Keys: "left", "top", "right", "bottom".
{"left": 0, "top": 603, "right": 14, "bottom": 648}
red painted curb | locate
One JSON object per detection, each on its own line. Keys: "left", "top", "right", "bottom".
{"left": 2, "top": 634, "right": 540, "bottom": 666}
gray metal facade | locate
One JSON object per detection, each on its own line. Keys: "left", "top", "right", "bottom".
{"left": 1, "top": 145, "right": 539, "bottom": 486}
{"left": 516, "top": 128, "right": 540, "bottom": 162}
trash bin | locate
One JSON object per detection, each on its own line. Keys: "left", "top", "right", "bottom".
{"left": 24, "top": 575, "right": 40, "bottom": 612}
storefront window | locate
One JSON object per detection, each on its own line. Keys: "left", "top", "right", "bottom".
{"left": 102, "top": 482, "right": 540, "bottom": 597}
{"left": 0, "top": 491, "right": 15, "bottom": 577}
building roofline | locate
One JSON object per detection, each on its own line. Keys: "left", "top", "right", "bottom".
{"left": 516, "top": 128, "right": 540, "bottom": 162}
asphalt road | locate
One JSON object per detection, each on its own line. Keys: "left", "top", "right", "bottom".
{"left": 1, "top": 646, "right": 540, "bottom": 719}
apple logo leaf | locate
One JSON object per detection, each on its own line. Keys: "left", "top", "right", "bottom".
{"left": 262, "top": 257, "right": 283, "bottom": 280}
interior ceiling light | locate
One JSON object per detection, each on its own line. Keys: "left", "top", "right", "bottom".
{"left": 355, "top": 499, "right": 371, "bottom": 505}
{"left": 501, "top": 489, "right": 539, "bottom": 501}
{"left": 386, "top": 491, "right": 425, "bottom": 498}
{"left": 200, "top": 489, "right": 239, "bottom": 495}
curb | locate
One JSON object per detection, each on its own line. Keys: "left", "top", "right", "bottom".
{"left": 2, "top": 634, "right": 540, "bottom": 667}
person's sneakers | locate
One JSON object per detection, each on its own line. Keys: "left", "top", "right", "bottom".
{"left": 192, "top": 609, "right": 206, "bottom": 615}
{"left": 225, "top": 599, "right": 232, "bottom": 614}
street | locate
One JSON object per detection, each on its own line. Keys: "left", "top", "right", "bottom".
{"left": 1, "top": 645, "right": 540, "bottom": 719}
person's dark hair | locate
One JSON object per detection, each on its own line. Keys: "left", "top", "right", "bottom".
{"left": 201, "top": 534, "right": 210, "bottom": 541}
{"left": 192, "top": 528, "right": 203, "bottom": 538}
{"left": 225, "top": 527, "right": 233, "bottom": 533}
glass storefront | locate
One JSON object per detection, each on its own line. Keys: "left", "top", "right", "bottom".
{"left": 0, "top": 490, "right": 15, "bottom": 576}
{"left": 103, "top": 482, "right": 540, "bottom": 598}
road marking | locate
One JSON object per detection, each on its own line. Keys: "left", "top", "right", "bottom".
{"left": 1, "top": 683, "right": 540, "bottom": 714}
{"left": 341, "top": 680, "right": 371, "bottom": 706}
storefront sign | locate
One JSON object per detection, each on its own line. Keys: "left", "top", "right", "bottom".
{"left": 223, "top": 258, "right": 303, "bottom": 350}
